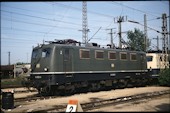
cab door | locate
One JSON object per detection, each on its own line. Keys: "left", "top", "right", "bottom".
{"left": 140, "top": 53, "right": 146, "bottom": 70}
{"left": 63, "top": 48, "right": 73, "bottom": 72}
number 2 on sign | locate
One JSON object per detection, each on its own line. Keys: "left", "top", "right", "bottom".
{"left": 66, "top": 105, "right": 77, "bottom": 112}
{"left": 69, "top": 106, "right": 73, "bottom": 112}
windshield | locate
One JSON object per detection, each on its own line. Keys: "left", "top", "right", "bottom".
{"left": 32, "top": 49, "right": 39, "bottom": 59}
{"left": 32, "top": 48, "right": 51, "bottom": 59}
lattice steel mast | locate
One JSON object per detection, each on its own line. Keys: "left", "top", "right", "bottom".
{"left": 82, "top": 1, "right": 89, "bottom": 44}
{"left": 162, "top": 13, "right": 169, "bottom": 68}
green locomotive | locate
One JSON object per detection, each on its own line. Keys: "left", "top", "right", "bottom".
{"left": 30, "top": 39, "right": 150, "bottom": 95}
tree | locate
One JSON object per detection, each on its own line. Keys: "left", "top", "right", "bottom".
{"left": 127, "top": 28, "right": 150, "bottom": 51}
{"left": 158, "top": 68, "right": 170, "bottom": 86}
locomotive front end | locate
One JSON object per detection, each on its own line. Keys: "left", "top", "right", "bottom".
{"left": 30, "top": 44, "right": 55, "bottom": 94}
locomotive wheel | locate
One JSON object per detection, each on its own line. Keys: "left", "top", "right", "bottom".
{"left": 118, "top": 79, "right": 127, "bottom": 89}
{"left": 88, "top": 81, "right": 102, "bottom": 92}
{"left": 40, "top": 86, "right": 52, "bottom": 96}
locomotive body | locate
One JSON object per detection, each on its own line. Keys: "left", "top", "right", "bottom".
{"left": 146, "top": 50, "right": 169, "bottom": 77}
{"left": 30, "top": 39, "right": 150, "bottom": 94}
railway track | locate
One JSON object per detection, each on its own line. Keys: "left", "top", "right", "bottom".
{"left": 22, "top": 89, "right": 169, "bottom": 112}
{"left": 14, "top": 94, "right": 58, "bottom": 103}
{"left": 1, "top": 87, "right": 37, "bottom": 94}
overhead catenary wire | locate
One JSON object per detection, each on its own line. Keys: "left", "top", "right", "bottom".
{"left": 3, "top": 4, "right": 161, "bottom": 24}
{"left": 1, "top": 10, "right": 81, "bottom": 26}
{"left": 128, "top": 20, "right": 170, "bottom": 35}
{"left": 44, "top": 2, "right": 73, "bottom": 38}
{"left": 2, "top": 4, "right": 115, "bottom": 23}
{"left": 1, "top": 3, "right": 169, "bottom": 46}
{"left": 111, "top": 1, "right": 161, "bottom": 18}
{"left": 2, "top": 27, "right": 80, "bottom": 37}
{"left": 1, "top": 17, "right": 79, "bottom": 30}
{"left": 47, "top": 2, "right": 116, "bottom": 19}
{"left": 1, "top": 10, "right": 110, "bottom": 29}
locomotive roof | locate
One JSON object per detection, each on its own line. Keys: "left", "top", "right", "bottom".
{"left": 33, "top": 39, "right": 146, "bottom": 54}
{"left": 33, "top": 42, "right": 146, "bottom": 54}
{"left": 147, "top": 50, "right": 170, "bottom": 53}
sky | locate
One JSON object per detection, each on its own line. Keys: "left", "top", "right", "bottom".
{"left": 1, "top": 1, "right": 169, "bottom": 65}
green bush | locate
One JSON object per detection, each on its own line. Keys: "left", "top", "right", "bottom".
{"left": 158, "top": 68, "right": 170, "bottom": 86}
{"left": 1, "top": 76, "right": 27, "bottom": 88}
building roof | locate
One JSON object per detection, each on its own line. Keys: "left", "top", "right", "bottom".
{"left": 1, "top": 65, "right": 14, "bottom": 71}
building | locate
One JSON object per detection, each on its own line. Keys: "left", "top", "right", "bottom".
{"left": 1, "top": 65, "right": 14, "bottom": 79}
{"left": 1, "top": 63, "right": 31, "bottom": 79}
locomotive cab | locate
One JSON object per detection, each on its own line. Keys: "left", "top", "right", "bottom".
{"left": 31, "top": 46, "right": 53, "bottom": 72}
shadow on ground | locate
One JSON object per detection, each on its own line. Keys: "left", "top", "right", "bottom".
{"left": 155, "top": 103, "right": 170, "bottom": 112}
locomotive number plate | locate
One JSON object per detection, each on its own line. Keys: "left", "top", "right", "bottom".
{"left": 35, "top": 76, "right": 42, "bottom": 79}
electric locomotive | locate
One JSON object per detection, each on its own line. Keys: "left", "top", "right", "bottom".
{"left": 30, "top": 39, "right": 150, "bottom": 95}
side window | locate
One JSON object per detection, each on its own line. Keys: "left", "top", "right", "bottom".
{"left": 146, "top": 56, "right": 153, "bottom": 62}
{"left": 95, "top": 50, "right": 104, "bottom": 59}
{"left": 80, "top": 49, "right": 90, "bottom": 59}
{"left": 108, "top": 51, "right": 116, "bottom": 60}
{"left": 42, "top": 48, "right": 51, "bottom": 58}
{"left": 120, "top": 52, "right": 127, "bottom": 60}
{"left": 130, "top": 53, "right": 137, "bottom": 61}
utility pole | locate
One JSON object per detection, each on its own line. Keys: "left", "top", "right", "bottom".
{"left": 153, "top": 36, "right": 159, "bottom": 51}
{"left": 27, "top": 53, "right": 28, "bottom": 63}
{"left": 162, "top": 13, "right": 169, "bottom": 68}
{"left": 8, "top": 51, "right": 11, "bottom": 65}
{"left": 114, "top": 16, "right": 127, "bottom": 48}
{"left": 106, "top": 28, "right": 116, "bottom": 48}
{"left": 144, "top": 14, "right": 148, "bottom": 52}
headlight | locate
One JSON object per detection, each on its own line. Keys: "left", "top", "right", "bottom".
{"left": 44, "top": 68, "right": 48, "bottom": 72}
